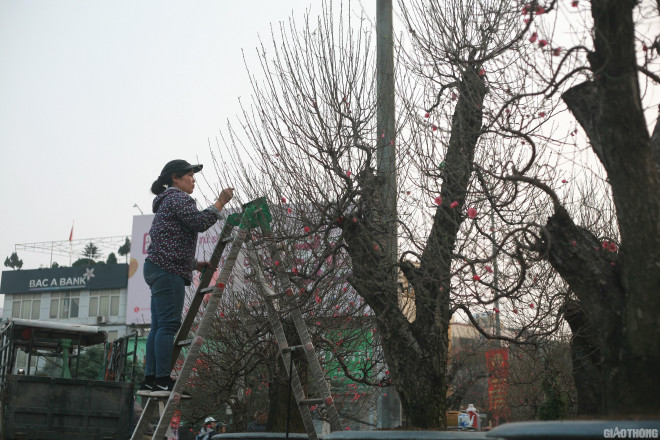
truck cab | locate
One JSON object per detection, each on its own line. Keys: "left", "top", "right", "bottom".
{"left": 0, "top": 318, "right": 135, "bottom": 440}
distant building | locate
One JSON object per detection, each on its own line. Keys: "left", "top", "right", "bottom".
{"left": 1, "top": 264, "right": 131, "bottom": 342}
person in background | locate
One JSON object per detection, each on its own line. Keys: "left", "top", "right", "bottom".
{"left": 196, "top": 417, "right": 217, "bottom": 440}
{"left": 212, "top": 421, "right": 227, "bottom": 437}
{"left": 246, "top": 410, "right": 267, "bottom": 432}
{"left": 137, "top": 159, "right": 234, "bottom": 398}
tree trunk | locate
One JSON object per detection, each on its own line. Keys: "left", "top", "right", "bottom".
{"left": 344, "top": 67, "right": 486, "bottom": 428}
{"left": 555, "top": 0, "right": 660, "bottom": 416}
{"left": 561, "top": 298, "right": 603, "bottom": 415}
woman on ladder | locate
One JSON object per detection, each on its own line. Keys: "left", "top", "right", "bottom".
{"left": 138, "top": 159, "right": 234, "bottom": 397}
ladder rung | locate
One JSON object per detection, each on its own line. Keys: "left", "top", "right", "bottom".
{"left": 281, "top": 345, "right": 304, "bottom": 354}
{"left": 299, "top": 398, "right": 325, "bottom": 406}
{"left": 200, "top": 287, "right": 215, "bottom": 294}
{"left": 177, "top": 339, "right": 192, "bottom": 347}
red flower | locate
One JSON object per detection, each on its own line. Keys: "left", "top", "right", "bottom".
{"left": 553, "top": 47, "right": 562, "bottom": 56}
{"left": 346, "top": 170, "right": 352, "bottom": 177}
{"left": 529, "top": 32, "right": 538, "bottom": 43}
{"left": 536, "top": 5, "right": 545, "bottom": 15}
{"left": 473, "top": 274, "right": 481, "bottom": 281}
{"left": 424, "top": 112, "right": 430, "bottom": 118}
{"left": 494, "top": 307, "right": 500, "bottom": 314}
{"left": 434, "top": 196, "right": 443, "bottom": 205}
{"left": 287, "top": 207, "right": 292, "bottom": 213}
{"left": 281, "top": 197, "right": 287, "bottom": 203}
{"left": 562, "top": 179, "right": 568, "bottom": 184}
{"left": 539, "top": 39, "right": 548, "bottom": 47}
{"left": 432, "top": 125, "right": 438, "bottom": 131}
{"left": 451, "top": 92, "right": 457, "bottom": 101}
{"left": 478, "top": 69, "right": 485, "bottom": 77}
{"left": 467, "top": 208, "right": 477, "bottom": 219}
{"left": 571, "top": 240, "right": 577, "bottom": 247}
{"left": 274, "top": 261, "right": 280, "bottom": 267}
{"left": 642, "top": 43, "right": 649, "bottom": 52}
{"left": 571, "top": 0, "right": 578, "bottom": 7}
{"left": 485, "top": 265, "right": 493, "bottom": 273}
{"left": 450, "top": 201, "right": 459, "bottom": 209}
{"left": 304, "top": 226, "right": 311, "bottom": 233}
{"left": 513, "top": 308, "right": 518, "bottom": 314}
{"left": 608, "top": 242, "right": 618, "bottom": 252}
{"left": 374, "top": 244, "right": 379, "bottom": 251}
{"left": 530, "top": 303, "right": 535, "bottom": 308}
{"left": 538, "top": 111, "right": 546, "bottom": 117}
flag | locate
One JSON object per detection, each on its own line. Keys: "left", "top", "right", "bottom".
{"left": 69, "top": 221, "right": 74, "bottom": 241}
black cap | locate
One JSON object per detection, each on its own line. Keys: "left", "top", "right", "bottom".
{"left": 159, "top": 160, "right": 203, "bottom": 179}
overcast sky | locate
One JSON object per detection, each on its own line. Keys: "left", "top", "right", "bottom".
{"left": 0, "top": 1, "right": 381, "bottom": 306}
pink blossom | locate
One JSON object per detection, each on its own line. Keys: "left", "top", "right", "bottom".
{"left": 287, "top": 208, "right": 292, "bottom": 213}
{"left": 467, "top": 208, "right": 478, "bottom": 219}
{"left": 571, "top": 0, "right": 578, "bottom": 7}
{"left": 450, "top": 201, "right": 459, "bottom": 209}
{"left": 304, "top": 226, "right": 311, "bottom": 233}
{"left": 473, "top": 274, "right": 481, "bottom": 281}
{"left": 553, "top": 47, "right": 562, "bottom": 56}
{"left": 513, "top": 308, "right": 518, "bottom": 314}
{"left": 346, "top": 170, "right": 352, "bottom": 177}
{"left": 432, "top": 125, "right": 438, "bottom": 131}
{"left": 539, "top": 39, "right": 548, "bottom": 47}
{"left": 538, "top": 111, "right": 546, "bottom": 117}
{"left": 451, "top": 92, "right": 457, "bottom": 101}
{"left": 478, "top": 69, "right": 485, "bottom": 77}
{"left": 529, "top": 32, "right": 538, "bottom": 43}
{"left": 536, "top": 5, "right": 545, "bottom": 14}
{"left": 485, "top": 265, "right": 493, "bottom": 273}
{"left": 562, "top": 179, "right": 568, "bottom": 184}
{"left": 424, "top": 112, "right": 430, "bottom": 118}
{"left": 434, "top": 196, "right": 443, "bottom": 205}
{"left": 494, "top": 307, "right": 500, "bottom": 314}
{"left": 530, "top": 303, "right": 535, "bottom": 309}
{"left": 281, "top": 197, "right": 287, "bottom": 203}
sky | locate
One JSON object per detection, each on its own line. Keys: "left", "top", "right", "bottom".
{"left": 0, "top": 1, "right": 380, "bottom": 306}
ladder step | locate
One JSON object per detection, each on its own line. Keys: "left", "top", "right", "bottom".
{"left": 281, "top": 345, "right": 304, "bottom": 354}
{"left": 200, "top": 287, "right": 215, "bottom": 294}
{"left": 177, "top": 339, "right": 192, "bottom": 347}
{"left": 299, "top": 398, "right": 324, "bottom": 406}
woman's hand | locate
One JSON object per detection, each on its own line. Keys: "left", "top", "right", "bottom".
{"left": 196, "top": 261, "right": 212, "bottom": 272}
{"left": 215, "top": 187, "right": 235, "bottom": 210}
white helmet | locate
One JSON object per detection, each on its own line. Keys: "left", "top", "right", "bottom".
{"left": 204, "top": 416, "right": 216, "bottom": 424}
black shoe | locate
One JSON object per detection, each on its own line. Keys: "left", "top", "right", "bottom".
{"left": 149, "top": 376, "right": 192, "bottom": 400}
{"left": 137, "top": 376, "right": 155, "bottom": 396}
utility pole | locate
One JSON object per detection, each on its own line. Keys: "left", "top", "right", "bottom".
{"left": 376, "top": 0, "right": 397, "bottom": 271}
{"left": 491, "top": 211, "right": 501, "bottom": 340}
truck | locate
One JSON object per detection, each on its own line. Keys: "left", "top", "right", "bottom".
{"left": 0, "top": 318, "right": 136, "bottom": 440}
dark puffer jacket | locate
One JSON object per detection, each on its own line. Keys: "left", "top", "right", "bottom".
{"left": 147, "top": 187, "right": 223, "bottom": 284}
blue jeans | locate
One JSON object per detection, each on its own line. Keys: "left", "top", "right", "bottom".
{"left": 143, "top": 259, "right": 185, "bottom": 378}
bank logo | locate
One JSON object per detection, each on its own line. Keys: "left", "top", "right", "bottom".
{"left": 83, "top": 268, "right": 96, "bottom": 281}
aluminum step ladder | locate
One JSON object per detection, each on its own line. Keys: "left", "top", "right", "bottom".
{"left": 131, "top": 200, "right": 267, "bottom": 440}
{"left": 244, "top": 205, "right": 343, "bottom": 439}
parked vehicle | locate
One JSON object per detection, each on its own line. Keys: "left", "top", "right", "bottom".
{"left": 0, "top": 318, "right": 135, "bottom": 440}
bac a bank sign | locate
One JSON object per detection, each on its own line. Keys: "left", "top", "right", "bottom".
{"left": 0, "top": 264, "right": 128, "bottom": 295}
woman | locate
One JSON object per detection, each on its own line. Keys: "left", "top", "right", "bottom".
{"left": 138, "top": 159, "right": 234, "bottom": 397}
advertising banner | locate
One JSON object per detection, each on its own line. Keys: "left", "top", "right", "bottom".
{"left": 486, "top": 347, "right": 510, "bottom": 420}
{"left": 1, "top": 264, "right": 128, "bottom": 294}
{"left": 125, "top": 214, "right": 235, "bottom": 325}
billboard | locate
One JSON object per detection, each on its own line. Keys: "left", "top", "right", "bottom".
{"left": 125, "top": 214, "right": 231, "bottom": 325}
{"left": 1, "top": 264, "right": 128, "bottom": 295}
